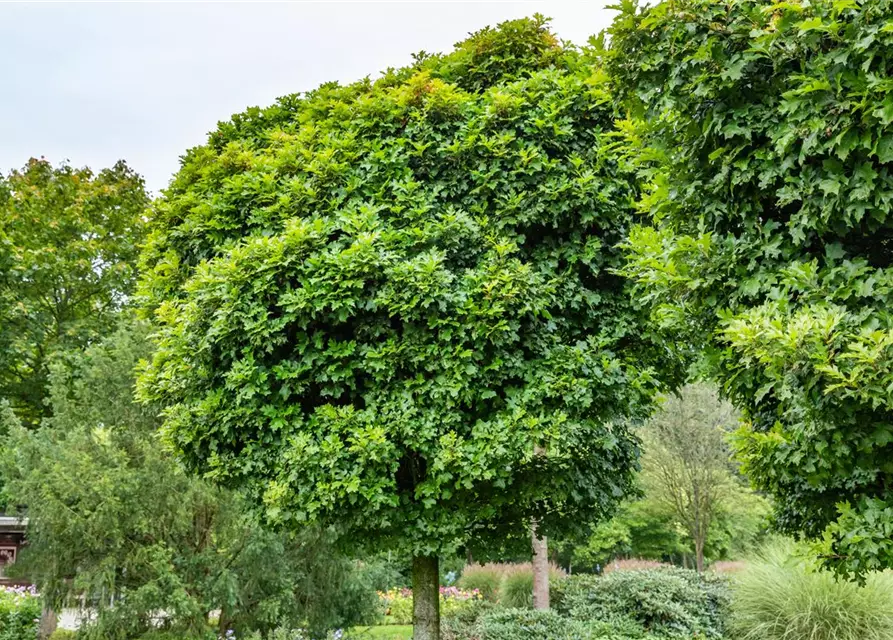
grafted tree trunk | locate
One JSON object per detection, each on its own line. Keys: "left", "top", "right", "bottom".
{"left": 532, "top": 521, "right": 550, "bottom": 610}
{"left": 413, "top": 554, "right": 440, "bottom": 640}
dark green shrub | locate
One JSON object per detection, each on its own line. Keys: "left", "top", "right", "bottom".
{"left": 557, "top": 568, "right": 729, "bottom": 639}
{"left": 475, "top": 609, "right": 652, "bottom": 640}
{"left": 441, "top": 598, "right": 496, "bottom": 640}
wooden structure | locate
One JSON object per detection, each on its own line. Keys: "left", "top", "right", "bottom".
{"left": 0, "top": 514, "right": 27, "bottom": 585}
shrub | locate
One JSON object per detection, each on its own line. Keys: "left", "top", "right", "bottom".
{"left": 475, "top": 609, "right": 652, "bottom": 640}
{"left": 441, "top": 598, "right": 496, "bottom": 640}
{"left": 0, "top": 585, "right": 41, "bottom": 640}
{"left": 730, "top": 543, "right": 893, "bottom": 640}
{"left": 49, "top": 631, "right": 78, "bottom": 640}
{"left": 500, "top": 564, "right": 565, "bottom": 609}
{"left": 557, "top": 568, "right": 729, "bottom": 639}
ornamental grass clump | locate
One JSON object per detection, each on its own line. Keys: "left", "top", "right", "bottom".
{"left": 499, "top": 563, "right": 565, "bottom": 609}
{"left": 730, "top": 542, "right": 893, "bottom": 640}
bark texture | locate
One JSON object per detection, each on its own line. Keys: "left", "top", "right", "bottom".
{"left": 532, "top": 521, "right": 550, "bottom": 610}
{"left": 412, "top": 554, "right": 440, "bottom": 640}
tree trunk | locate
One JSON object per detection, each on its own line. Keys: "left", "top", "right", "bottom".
{"left": 532, "top": 521, "right": 550, "bottom": 610}
{"left": 413, "top": 554, "right": 440, "bottom": 640}
{"left": 38, "top": 603, "right": 57, "bottom": 640}
{"left": 694, "top": 537, "right": 705, "bottom": 573}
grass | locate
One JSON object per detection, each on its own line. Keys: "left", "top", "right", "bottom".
{"left": 731, "top": 541, "right": 893, "bottom": 640}
{"left": 346, "top": 625, "right": 413, "bottom": 639}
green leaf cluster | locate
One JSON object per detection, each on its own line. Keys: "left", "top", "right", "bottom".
{"left": 610, "top": 0, "right": 893, "bottom": 575}
{"left": 137, "top": 17, "right": 684, "bottom": 558}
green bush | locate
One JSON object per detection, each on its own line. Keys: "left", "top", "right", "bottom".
{"left": 441, "top": 598, "right": 496, "bottom": 640}
{"left": 730, "top": 543, "right": 893, "bottom": 640}
{"left": 0, "top": 586, "right": 41, "bottom": 640}
{"left": 557, "top": 568, "right": 729, "bottom": 639}
{"left": 48, "top": 630, "right": 78, "bottom": 640}
{"left": 475, "top": 609, "right": 652, "bottom": 640}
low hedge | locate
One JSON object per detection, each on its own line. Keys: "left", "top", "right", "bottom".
{"left": 556, "top": 568, "right": 730, "bottom": 639}
{"left": 472, "top": 609, "right": 655, "bottom": 640}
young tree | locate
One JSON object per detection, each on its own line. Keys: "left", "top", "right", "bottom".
{"left": 1, "top": 319, "right": 379, "bottom": 638}
{"left": 138, "top": 17, "right": 683, "bottom": 638}
{"left": 612, "top": 0, "right": 893, "bottom": 575}
{"left": 0, "top": 158, "right": 148, "bottom": 425}
{"left": 640, "top": 384, "right": 736, "bottom": 573}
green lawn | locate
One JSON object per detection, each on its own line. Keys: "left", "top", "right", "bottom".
{"left": 346, "top": 625, "right": 413, "bottom": 639}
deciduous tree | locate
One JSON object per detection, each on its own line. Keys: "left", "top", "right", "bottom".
{"left": 641, "top": 384, "right": 736, "bottom": 573}
{"left": 0, "top": 158, "right": 148, "bottom": 425}
{"left": 612, "top": 0, "right": 893, "bottom": 575}
{"left": 138, "top": 16, "right": 683, "bottom": 637}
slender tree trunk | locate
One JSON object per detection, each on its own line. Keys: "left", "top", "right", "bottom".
{"left": 38, "top": 603, "right": 57, "bottom": 640}
{"left": 532, "top": 521, "right": 550, "bottom": 610}
{"left": 694, "top": 536, "right": 705, "bottom": 573}
{"left": 413, "top": 554, "right": 440, "bottom": 640}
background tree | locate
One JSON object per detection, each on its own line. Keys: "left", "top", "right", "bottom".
{"left": 0, "top": 158, "right": 148, "bottom": 426}
{"left": 612, "top": 0, "right": 893, "bottom": 576}
{"left": 138, "top": 16, "right": 684, "bottom": 638}
{"left": 640, "top": 384, "right": 736, "bottom": 573}
{"left": 558, "top": 386, "right": 770, "bottom": 572}
{"left": 0, "top": 319, "right": 379, "bottom": 639}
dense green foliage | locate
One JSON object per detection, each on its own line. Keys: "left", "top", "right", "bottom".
{"left": 556, "top": 568, "right": 730, "bottom": 639}
{"left": 472, "top": 609, "right": 650, "bottom": 640}
{"left": 730, "top": 542, "right": 893, "bottom": 640}
{"left": 611, "top": 0, "right": 893, "bottom": 574}
{"left": 0, "top": 320, "right": 378, "bottom": 638}
{"left": 0, "top": 587, "right": 41, "bottom": 640}
{"left": 137, "top": 16, "right": 682, "bottom": 564}
{"left": 0, "top": 158, "right": 148, "bottom": 426}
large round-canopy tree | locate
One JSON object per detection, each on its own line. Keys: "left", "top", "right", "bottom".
{"left": 138, "top": 17, "right": 681, "bottom": 636}
{"left": 612, "top": 0, "right": 893, "bottom": 576}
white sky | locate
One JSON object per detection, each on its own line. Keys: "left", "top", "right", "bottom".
{"left": 0, "top": 2, "right": 616, "bottom": 194}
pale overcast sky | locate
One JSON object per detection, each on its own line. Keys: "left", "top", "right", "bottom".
{"left": 0, "top": 2, "right": 615, "bottom": 194}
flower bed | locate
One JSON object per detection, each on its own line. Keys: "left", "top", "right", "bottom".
{"left": 379, "top": 587, "right": 482, "bottom": 625}
{"left": 0, "top": 585, "right": 41, "bottom": 640}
